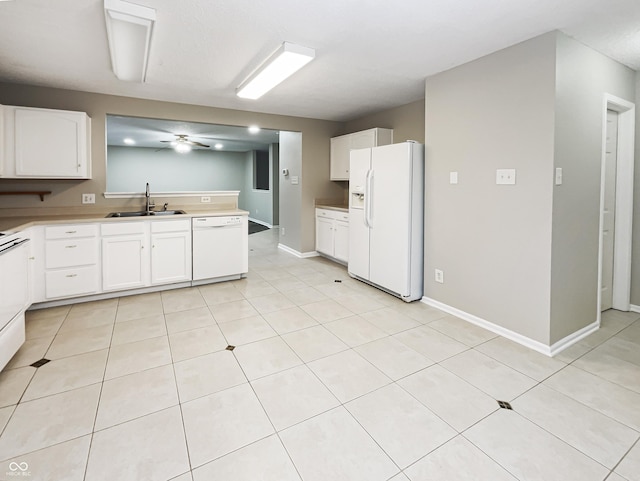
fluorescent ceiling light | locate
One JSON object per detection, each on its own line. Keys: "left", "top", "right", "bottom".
{"left": 104, "top": 0, "right": 156, "bottom": 82}
{"left": 237, "top": 42, "right": 315, "bottom": 99}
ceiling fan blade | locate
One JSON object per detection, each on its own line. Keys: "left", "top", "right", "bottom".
{"left": 190, "top": 141, "right": 210, "bottom": 148}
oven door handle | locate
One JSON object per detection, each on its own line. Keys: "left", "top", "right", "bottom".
{"left": 0, "top": 238, "right": 30, "bottom": 256}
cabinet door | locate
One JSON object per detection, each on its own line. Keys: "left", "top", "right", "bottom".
{"left": 14, "top": 107, "right": 89, "bottom": 178}
{"left": 151, "top": 231, "right": 192, "bottom": 285}
{"left": 349, "top": 129, "right": 377, "bottom": 150}
{"left": 333, "top": 220, "right": 349, "bottom": 262}
{"left": 102, "top": 234, "right": 148, "bottom": 291}
{"left": 316, "top": 216, "right": 334, "bottom": 256}
{"left": 330, "top": 134, "right": 351, "bottom": 181}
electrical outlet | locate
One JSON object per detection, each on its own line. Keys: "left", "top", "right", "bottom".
{"left": 82, "top": 193, "right": 95, "bottom": 204}
{"left": 496, "top": 169, "right": 516, "bottom": 185}
{"left": 555, "top": 167, "right": 563, "bottom": 185}
{"left": 450, "top": 172, "right": 458, "bottom": 184}
{"left": 434, "top": 269, "right": 444, "bottom": 283}
{"left": 200, "top": 196, "right": 211, "bottom": 203}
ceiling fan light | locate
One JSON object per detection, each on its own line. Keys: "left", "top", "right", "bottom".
{"left": 175, "top": 143, "right": 191, "bottom": 153}
{"left": 237, "top": 42, "right": 315, "bottom": 100}
{"left": 215, "top": 143, "right": 223, "bottom": 149}
{"left": 104, "top": 0, "right": 156, "bottom": 82}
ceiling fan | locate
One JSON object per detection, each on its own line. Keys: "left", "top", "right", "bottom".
{"left": 160, "top": 134, "right": 210, "bottom": 153}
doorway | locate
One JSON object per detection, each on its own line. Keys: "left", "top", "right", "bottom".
{"left": 598, "top": 94, "right": 635, "bottom": 315}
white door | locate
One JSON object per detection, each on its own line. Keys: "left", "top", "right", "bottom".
{"left": 601, "top": 110, "right": 618, "bottom": 311}
{"left": 369, "top": 143, "right": 413, "bottom": 296}
{"left": 348, "top": 148, "right": 372, "bottom": 279}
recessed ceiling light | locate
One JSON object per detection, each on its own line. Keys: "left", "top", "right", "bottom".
{"left": 215, "top": 143, "right": 223, "bottom": 149}
{"left": 123, "top": 138, "right": 135, "bottom": 145}
{"left": 248, "top": 126, "right": 260, "bottom": 134}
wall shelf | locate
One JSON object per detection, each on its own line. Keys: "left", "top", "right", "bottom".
{"left": 0, "top": 191, "right": 52, "bottom": 202}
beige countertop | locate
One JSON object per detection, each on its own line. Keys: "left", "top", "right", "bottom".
{"left": 0, "top": 209, "right": 249, "bottom": 233}
{"left": 316, "top": 204, "right": 349, "bottom": 213}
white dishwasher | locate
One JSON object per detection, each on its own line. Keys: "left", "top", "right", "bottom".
{"left": 192, "top": 216, "right": 248, "bottom": 282}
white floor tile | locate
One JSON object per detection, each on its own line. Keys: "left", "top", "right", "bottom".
{"left": 218, "top": 315, "right": 277, "bottom": 345}
{"left": 248, "top": 293, "right": 296, "bottom": 314}
{"left": 251, "top": 364, "right": 339, "bottom": 430}
{"left": 346, "top": 384, "right": 456, "bottom": 468}
{"left": 86, "top": 407, "right": 189, "bottom": 481}
{"left": 280, "top": 407, "right": 398, "bottom": 481}
{"left": 475, "top": 336, "right": 567, "bottom": 381}
{"left": 262, "top": 306, "right": 319, "bottom": 334}
{"left": 465, "top": 410, "right": 609, "bottom": 481}
{"left": 282, "top": 325, "right": 349, "bottom": 362}
{"left": 404, "top": 435, "right": 517, "bottom": 481}
{"left": 22, "top": 349, "right": 107, "bottom": 402}
{"left": 0, "top": 435, "right": 91, "bottom": 481}
{"left": 115, "top": 294, "right": 164, "bottom": 322}
{"left": 324, "top": 315, "right": 387, "bottom": 347}
{"left": 168, "top": 324, "right": 228, "bottom": 362}
{"left": 181, "top": 383, "right": 274, "bottom": 468}
{"left": 95, "top": 364, "right": 179, "bottom": 430}
{"left": 544, "top": 365, "right": 640, "bottom": 431}
{"left": 25, "top": 315, "right": 65, "bottom": 340}
{"left": 59, "top": 306, "right": 117, "bottom": 332}
{"left": 111, "top": 314, "right": 167, "bottom": 346}
{"left": 209, "top": 300, "right": 260, "bottom": 323}
{"left": 46, "top": 324, "right": 113, "bottom": 360}
{"left": 573, "top": 337, "right": 640, "bottom": 393}
{"left": 199, "top": 283, "right": 244, "bottom": 305}
{"left": 360, "top": 308, "right": 421, "bottom": 335}
{"left": 284, "top": 286, "right": 328, "bottom": 306}
{"left": 0, "top": 405, "right": 14, "bottom": 433}
{"left": 192, "top": 435, "right": 301, "bottom": 481}
{"left": 440, "top": 350, "right": 537, "bottom": 401}
{"left": 615, "top": 440, "right": 640, "bottom": 481}
{"left": 4, "top": 337, "right": 53, "bottom": 369}
{"left": 398, "top": 364, "right": 497, "bottom": 432}
{"left": 300, "top": 299, "right": 355, "bottom": 323}
{"left": 161, "top": 287, "right": 206, "bottom": 313}
{"left": 165, "top": 306, "right": 216, "bottom": 334}
{"left": 355, "top": 336, "right": 433, "bottom": 380}
{"left": 174, "top": 350, "right": 246, "bottom": 402}
{"left": 335, "top": 293, "right": 386, "bottom": 314}
{"left": 233, "top": 336, "right": 302, "bottom": 380}
{"left": 104, "top": 336, "right": 172, "bottom": 380}
{"left": 308, "top": 350, "right": 391, "bottom": 403}
{"left": 0, "top": 366, "right": 35, "bottom": 408}
{"left": 428, "top": 315, "right": 497, "bottom": 346}
{"left": 394, "top": 325, "right": 468, "bottom": 362}
{"left": 513, "top": 384, "right": 639, "bottom": 468}
{"left": 0, "top": 384, "right": 100, "bottom": 460}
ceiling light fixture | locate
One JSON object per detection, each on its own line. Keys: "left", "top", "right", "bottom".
{"left": 215, "top": 143, "right": 223, "bottom": 149}
{"left": 104, "top": 0, "right": 156, "bottom": 82}
{"left": 236, "top": 42, "right": 315, "bottom": 100}
{"left": 123, "top": 137, "right": 135, "bottom": 145}
{"left": 248, "top": 126, "right": 261, "bottom": 134}
{"left": 175, "top": 142, "right": 191, "bottom": 154}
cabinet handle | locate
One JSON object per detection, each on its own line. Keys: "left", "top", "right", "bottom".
{"left": 29, "top": 256, "right": 35, "bottom": 260}
{"left": 65, "top": 230, "right": 77, "bottom": 234}
{"left": 65, "top": 274, "right": 78, "bottom": 278}
{"left": 65, "top": 245, "right": 77, "bottom": 249}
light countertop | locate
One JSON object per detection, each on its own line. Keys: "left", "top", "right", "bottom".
{"left": 316, "top": 204, "right": 348, "bottom": 213}
{"left": 0, "top": 209, "right": 249, "bottom": 233}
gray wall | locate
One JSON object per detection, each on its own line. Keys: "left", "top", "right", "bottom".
{"left": 279, "top": 132, "right": 303, "bottom": 251}
{"left": 107, "top": 146, "right": 246, "bottom": 192}
{"left": 424, "top": 33, "right": 558, "bottom": 345}
{"left": 343, "top": 99, "right": 425, "bottom": 143}
{"left": 632, "top": 73, "right": 640, "bottom": 307}
{"left": 550, "top": 33, "right": 636, "bottom": 343}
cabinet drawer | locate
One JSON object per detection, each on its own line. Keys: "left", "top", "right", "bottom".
{"left": 336, "top": 212, "right": 349, "bottom": 222}
{"left": 101, "top": 222, "right": 146, "bottom": 236}
{"left": 45, "top": 265, "right": 99, "bottom": 299}
{"left": 316, "top": 208, "right": 332, "bottom": 219}
{"left": 45, "top": 237, "right": 98, "bottom": 268}
{"left": 46, "top": 224, "right": 97, "bottom": 240}
{"left": 151, "top": 219, "right": 191, "bottom": 233}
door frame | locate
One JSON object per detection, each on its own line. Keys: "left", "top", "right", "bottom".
{"left": 597, "top": 94, "right": 635, "bottom": 317}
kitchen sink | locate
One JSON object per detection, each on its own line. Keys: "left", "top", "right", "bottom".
{"left": 106, "top": 210, "right": 186, "bottom": 218}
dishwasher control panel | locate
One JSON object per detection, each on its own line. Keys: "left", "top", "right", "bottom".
{"left": 192, "top": 216, "right": 242, "bottom": 228}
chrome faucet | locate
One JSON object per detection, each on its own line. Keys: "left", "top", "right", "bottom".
{"left": 145, "top": 182, "right": 154, "bottom": 213}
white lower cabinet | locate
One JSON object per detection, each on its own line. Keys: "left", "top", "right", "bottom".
{"left": 315, "top": 208, "right": 349, "bottom": 263}
{"left": 43, "top": 224, "right": 100, "bottom": 299}
{"left": 151, "top": 220, "right": 191, "bottom": 285}
{"left": 101, "top": 222, "right": 149, "bottom": 292}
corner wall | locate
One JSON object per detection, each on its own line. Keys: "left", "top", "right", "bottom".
{"left": 632, "top": 72, "right": 640, "bottom": 308}
{"left": 342, "top": 99, "right": 425, "bottom": 143}
{"left": 424, "top": 33, "right": 557, "bottom": 344}
{"left": 550, "top": 33, "right": 636, "bottom": 343}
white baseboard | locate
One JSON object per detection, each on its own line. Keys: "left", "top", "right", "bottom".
{"left": 248, "top": 217, "right": 273, "bottom": 228}
{"left": 630, "top": 304, "right": 640, "bottom": 314}
{"left": 421, "top": 296, "right": 599, "bottom": 357}
{"left": 277, "top": 243, "right": 319, "bottom": 258}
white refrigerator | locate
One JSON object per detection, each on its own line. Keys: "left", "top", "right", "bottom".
{"left": 348, "top": 141, "right": 424, "bottom": 302}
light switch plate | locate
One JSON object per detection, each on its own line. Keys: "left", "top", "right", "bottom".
{"left": 450, "top": 172, "right": 458, "bottom": 184}
{"left": 291, "top": 176, "right": 299, "bottom": 185}
{"left": 496, "top": 169, "right": 516, "bottom": 185}
{"left": 555, "top": 167, "right": 563, "bottom": 185}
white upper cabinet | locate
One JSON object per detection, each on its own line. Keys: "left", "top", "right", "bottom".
{"left": 330, "top": 127, "right": 392, "bottom": 181}
{"left": 2, "top": 105, "right": 91, "bottom": 179}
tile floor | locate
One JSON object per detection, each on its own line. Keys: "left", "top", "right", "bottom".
{"left": 1, "top": 228, "right": 639, "bottom": 481}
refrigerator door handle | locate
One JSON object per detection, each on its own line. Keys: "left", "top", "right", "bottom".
{"left": 366, "top": 169, "right": 374, "bottom": 228}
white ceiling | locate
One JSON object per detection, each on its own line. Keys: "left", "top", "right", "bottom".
{"left": 0, "top": 0, "right": 638, "bottom": 122}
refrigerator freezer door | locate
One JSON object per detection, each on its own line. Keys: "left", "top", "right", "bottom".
{"left": 348, "top": 148, "right": 372, "bottom": 279}
{"left": 368, "top": 143, "right": 413, "bottom": 296}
